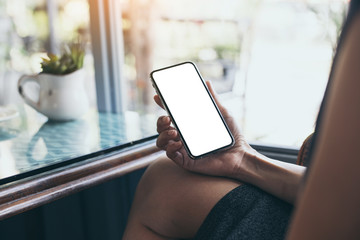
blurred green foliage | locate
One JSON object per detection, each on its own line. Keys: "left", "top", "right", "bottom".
{"left": 40, "top": 42, "right": 85, "bottom": 75}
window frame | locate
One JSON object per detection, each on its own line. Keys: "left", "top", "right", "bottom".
{"left": 88, "top": 0, "right": 127, "bottom": 113}
{"left": 251, "top": 143, "right": 299, "bottom": 164}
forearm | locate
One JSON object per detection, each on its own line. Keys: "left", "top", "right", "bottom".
{"left": 234, "top": 151, "right": 306, "bottom": 204}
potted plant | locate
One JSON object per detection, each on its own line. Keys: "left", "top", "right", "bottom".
{"left": 40, "top": 42, "right": 85, "bottom": 75}
{"left": 18, "top": 42, "right": 90, "bottom": 121}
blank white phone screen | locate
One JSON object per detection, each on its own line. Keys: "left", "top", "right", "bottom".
{"left": 152, "top": 63, "right": 233, "bottom": 158}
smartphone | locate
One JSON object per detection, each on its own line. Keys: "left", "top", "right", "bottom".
{"left": 150, "top": 61, "right": 235, "bottom": 159}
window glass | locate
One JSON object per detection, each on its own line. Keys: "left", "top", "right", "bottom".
{"left": 0, "top": 0, "right": 100, "bottom": 182}
{"left": 0, "top": 0, "right": 348, "bottom": 150}
{"left": 121, "top": 0, "right": 348, "bottom": 147}
{"left": 0, "top": 0, "right": 95, "bottom": 107}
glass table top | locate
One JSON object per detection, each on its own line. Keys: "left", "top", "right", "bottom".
{"left": 0, "top": 105, "right": 158, "bottom": 185}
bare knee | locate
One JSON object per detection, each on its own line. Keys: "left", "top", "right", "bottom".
{"left": 129, "top": 157, "right": 241, "bottom": 239}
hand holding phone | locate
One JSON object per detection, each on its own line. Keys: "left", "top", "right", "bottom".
{"left": 153, "top": 75, "right": 254, "bottom": 178}
{"left": 151, "top": 62, "right": 235, "bottom": 159}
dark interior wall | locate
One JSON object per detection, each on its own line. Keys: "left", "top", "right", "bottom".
{"left": 0, "top": 168, "right": 146, "bottom": 240}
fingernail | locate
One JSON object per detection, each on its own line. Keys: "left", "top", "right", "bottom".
{"left": 168, "top": 130, "right": 176, "bottom": 136}
{"left": 162, "top": 116, "right": 169, "bottom": 123}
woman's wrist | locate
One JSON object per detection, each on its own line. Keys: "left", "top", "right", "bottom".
{"left": 230, "top": 147, "right": 306, "bottom": 204}
{"left": 229, "top": 146, "right": 261, "bottom": 183}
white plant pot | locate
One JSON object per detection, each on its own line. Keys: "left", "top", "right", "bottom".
{"left": 18, "top": 69, "right": 90, "bottom": 121}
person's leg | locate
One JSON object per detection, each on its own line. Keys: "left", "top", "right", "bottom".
{"left": 123, "top": 156, "right": 242, "bottom": 240}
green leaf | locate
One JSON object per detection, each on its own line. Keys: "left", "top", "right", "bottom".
{"left": 40, "top": 42, "right": 85, "bottom": 75}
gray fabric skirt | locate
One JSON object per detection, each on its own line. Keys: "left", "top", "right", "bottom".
{"left": 193, "top": 184, "right": 293, "bottom": 240}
